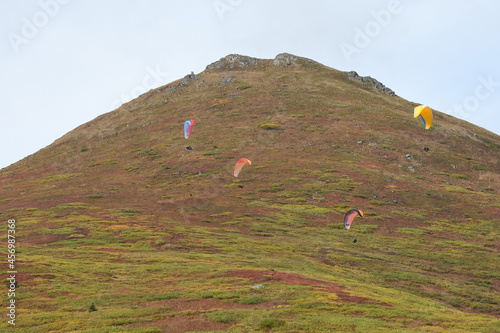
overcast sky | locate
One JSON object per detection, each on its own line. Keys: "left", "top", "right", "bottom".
{"left": 1, "top": 0, "right": 499, "bottom": 169}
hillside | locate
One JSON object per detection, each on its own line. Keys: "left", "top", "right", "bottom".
{"left": 1, "top": 53, "right": 499, "bottom": 332}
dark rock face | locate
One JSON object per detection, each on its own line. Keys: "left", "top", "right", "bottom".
{"left": 346, "top": 70, "right": 396, "bottom": 96}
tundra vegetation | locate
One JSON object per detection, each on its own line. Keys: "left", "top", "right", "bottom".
{"left": 0, "top": 54, "right": 498, "bottom": 332}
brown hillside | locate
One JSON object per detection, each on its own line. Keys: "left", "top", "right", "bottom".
{"left": 1, "top": 53, "right": 499, "bottom": 332}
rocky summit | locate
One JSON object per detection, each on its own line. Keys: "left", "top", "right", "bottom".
{"left": 1, "top": 53, "right": 499, "bottom": 332}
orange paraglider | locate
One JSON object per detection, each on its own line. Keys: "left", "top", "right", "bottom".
{"left": 234, "top": 158, "right": 251, "bottom": 177}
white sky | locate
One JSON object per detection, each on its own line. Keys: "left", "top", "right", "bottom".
{"left": 1, "top": 0, "right": 499, "bottom": 169}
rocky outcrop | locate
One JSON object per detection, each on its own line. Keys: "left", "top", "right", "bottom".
{"left": 205, "top": 53, "right": 319, "bottom": 71}
{"left": 178, "top": 72, "right": 199, "bottom": 87}
{"left": 346, "top": 71, "right": 396, "bottom": 96}
{"left": 202, "top": 54, "right": 395, "bottom": 97}
{"left": 206, "top": 54, "right": 260, "bottom": 70}
{"left": 273, "top": 53, "right": 299, "bottom": 67}
{"left": 165, "top": 72, "right": 200, "bottom": 93}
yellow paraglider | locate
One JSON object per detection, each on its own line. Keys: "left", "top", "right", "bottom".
{"left": 414, "top": 105, "right": 433, "bottom": 129}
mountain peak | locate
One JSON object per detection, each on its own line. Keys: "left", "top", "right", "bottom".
{"left": 204, "top": 53, "right": 395, "bottom": 95}
{"left": 205, "top": 52, "right": 316, "bottom": 71}
{"left": 205, "top": 53, "right": 260, "bottom": 71}
{"left": 1, "top": 52, "right": 499, "bottom": 332}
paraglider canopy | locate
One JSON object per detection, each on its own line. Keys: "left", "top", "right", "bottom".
{"left": 234, "top": 158, "right": 251, "bottom": 177}
{"left": 184, "top": 120, "right": 195, "bottom": 139}
{"left": 344, "top": 209, "right": 364, "bottom": 230}
{"left": 414, "top": 105, "right": 433, "bottom": 129}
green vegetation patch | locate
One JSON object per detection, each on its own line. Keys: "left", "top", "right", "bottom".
{"left": 381, "top": 271, "right": 432, "bottom": 285}
{"left": 35, "top": 173, "right": 82, "bottom": 183}
{"left": 202, "top": 150, "right": 223, "bottom": 156}
{"left": 397, "top": 228, "right": 426, "bottom": 236}
{"left": 369, "top": 200, "right": 391, "bottom": 206}
{"left": 142, "top": 291, "right": 182, "bottom": 301}
{"left": 257, "top": 211, "right": 307, "bottom": 227}
{"left": 392, "top": 210, "right": 427, "bottom": 221}
{"left": 107, "top": 208, "right": 142, "bottom": 217}
{"left": 259, "top": 317, "right": 286, "bottom": 330}
{"left": 451, "top": 173, "right": 468, "bottom": 179}
{"left": 269, "top": 203, "right": 331, "bottom": 215}
{"left": 355, "top": 224, "right": 379, "bottom": 234}
{"left": 38, "top": 227, "right": 77, "bottom": 235}
{"left": 443, "top": 185, "right": 472, "bottom": 193}
{"left": 86, "top": 194, "right": 104, "bottom": 199}
{"left": 237, "top": 84, "right": 252, "bottom": 90}
{"left": 259, "top": 122, "right": 281, "bottom": 130}
{"left": 53, "top": 202, "right": 95, "bottom": 210}
{"left": 204, "top": 309, "right": 248, "bottom": 323}
{"left": 125, "top": 166, "right": 140, "bottom": 172}
{"left": 238, "top": 296, "right": 265, "bottom": 305}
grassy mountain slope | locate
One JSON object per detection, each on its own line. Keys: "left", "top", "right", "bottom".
{"left": 1, "top": 53, "right": 499, "bottom": 332}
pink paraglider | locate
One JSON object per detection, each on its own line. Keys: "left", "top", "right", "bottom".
{"left": 184, "top": 120, "right": 195, "bottom": 139}
{"left": 344, "top": 209, "right": 363, "bottom": 230}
